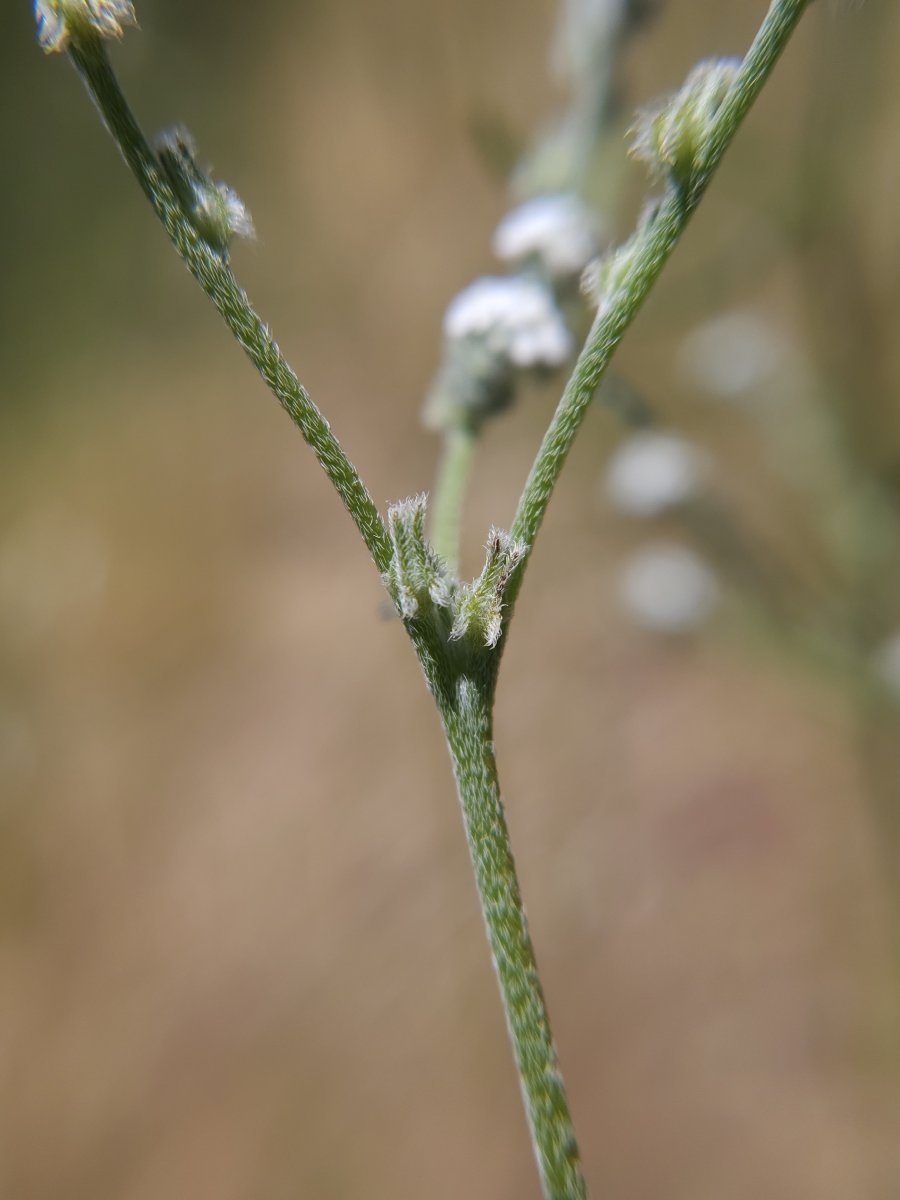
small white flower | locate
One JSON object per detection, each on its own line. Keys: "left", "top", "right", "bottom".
{"left": 678, "top": 310, "right": 785, "bottom": 400}
{"left": 604, "top": 431, "right": 709, "bottom": 517}
{"left": 619, "top": 542, "right": 720, "bottom": 634}
{"left": 493, "top": 194, "right": 601, "bottom": 278}
{"left": 444, "top": 276, "right": 573, "bottom": 370}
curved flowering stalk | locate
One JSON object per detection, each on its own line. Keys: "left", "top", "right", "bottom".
{"left": 37, "top": 3, "right": 817, "bottom": 1198}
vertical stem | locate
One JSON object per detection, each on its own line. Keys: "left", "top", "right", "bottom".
{"left": 430, "top": 426, "right": 477, "bottom": 572}
{"left": 440, "top": 673, "right": 586, "bottom": 1200}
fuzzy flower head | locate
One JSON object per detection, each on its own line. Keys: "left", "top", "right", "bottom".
{"left": 444, "top": 276, "right": 573, "bottom": 370}
{"left": 493, "top": 194, "right": 602, "bottom": 280}
{"left": 631, "top": 58, "right": 741, "bottom": 187}
{"left": 35, "top": 0, "right": 137, "bottom": 53}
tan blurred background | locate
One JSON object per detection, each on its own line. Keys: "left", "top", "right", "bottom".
{"left": 3, "top": 1, "right": 900, "bottom": 1197}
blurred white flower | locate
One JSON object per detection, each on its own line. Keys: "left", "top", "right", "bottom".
{"left": 604, "top": 431, "right": 708, "bottom": 517}
{"left": 493, "top": 194, "right": 601, "bottom": 278}
{"left": 444, "top": 276, "right": 573, "bottom": 369}
{"left": 678, "top": 310, "right": 785, "bottom": 400}
{"left": 619, "top": 542, "right": 720, "bottom": 634}
{"left": 874, "top": 631, "right": 900, "bottom": 697}
{"left": 553, "top": 0, "right": 630, "bottom": 85}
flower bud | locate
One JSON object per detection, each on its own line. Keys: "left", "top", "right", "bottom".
{"left": 154, "top": 126, "right": 255, "bottom": 260}
{"left": 35, "top": 0, "right": 137, "bottom": 53}
{"left": 631, "top": 58, "right": 741, "bottom": 188}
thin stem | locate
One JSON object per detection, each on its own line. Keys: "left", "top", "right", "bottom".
{"left": 440, "top": 673, "right": 586, "bottom": 1200}
{"left": 66, "top": 35, "right": 391, "bottom": 574}
{"left": 508, "top": 0, "right": 813, "bottom": 598}
{"left": 430, "top": 425, "right": 477, "bottom": 572}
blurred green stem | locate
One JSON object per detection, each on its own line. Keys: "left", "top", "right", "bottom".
{"left": 65, "top": 34, "right": 391, "bottom": 573}
{"left": 431, "top": 425, "right": 477, "bottom": 572}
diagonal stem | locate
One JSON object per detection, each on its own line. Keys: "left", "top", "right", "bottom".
{"left": 507, "top": 0, "right": 814, "bottom": 610}
{"left": 65, "top": 34, "right": 391, "bottom": 573}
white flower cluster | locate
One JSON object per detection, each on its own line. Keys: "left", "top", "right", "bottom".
{"left": 493, "top": 194, "right": 601, "bottom": 279}
{"left": 604, "top": 431, "right": 708, "bottom": 517}
{"left": 444, "top": 276, "right": 573, "bottom": 370}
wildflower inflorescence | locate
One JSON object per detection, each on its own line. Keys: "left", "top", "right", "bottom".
{"left": 425, "top": 275, "right": 573, "bottom": 434}
{"left": 34, "top": 0, "right": 822, "bottom": 1194}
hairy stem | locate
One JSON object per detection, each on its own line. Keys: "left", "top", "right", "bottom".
{"left": 430, "top": 425, "right": 477, "bottom": 572}
{"left": 440, "top": 673, "right": 586, "bottom": 1200}
{"left": 508, "top": 0, "right": 813, "bottom": 598}
{"left": 66, "top": 34, "right": 391, "bottom": 573}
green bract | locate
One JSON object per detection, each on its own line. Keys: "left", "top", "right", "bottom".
{"left": 631, "top": 58, "right": 742, "bottom": 187}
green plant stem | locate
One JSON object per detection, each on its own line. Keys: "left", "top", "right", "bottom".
{"left": 439, "top": 672, "right": 586, "bottom": 1200}
{"left": 508, "top": 0, "right": 813, "bottom": 603}
{"left": 430, "top": 425, "right": 477, "bottom": 572}
{"left": 66, "top": 34, "right": 391, "bottom": 574}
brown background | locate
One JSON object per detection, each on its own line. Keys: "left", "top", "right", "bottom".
{"left": 2, "top": 2, "right": 900, "bottom": 1197}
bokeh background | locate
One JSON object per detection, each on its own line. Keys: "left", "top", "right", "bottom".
{"left": 3, "top": 1, "right": 900, "bottom": 1197}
